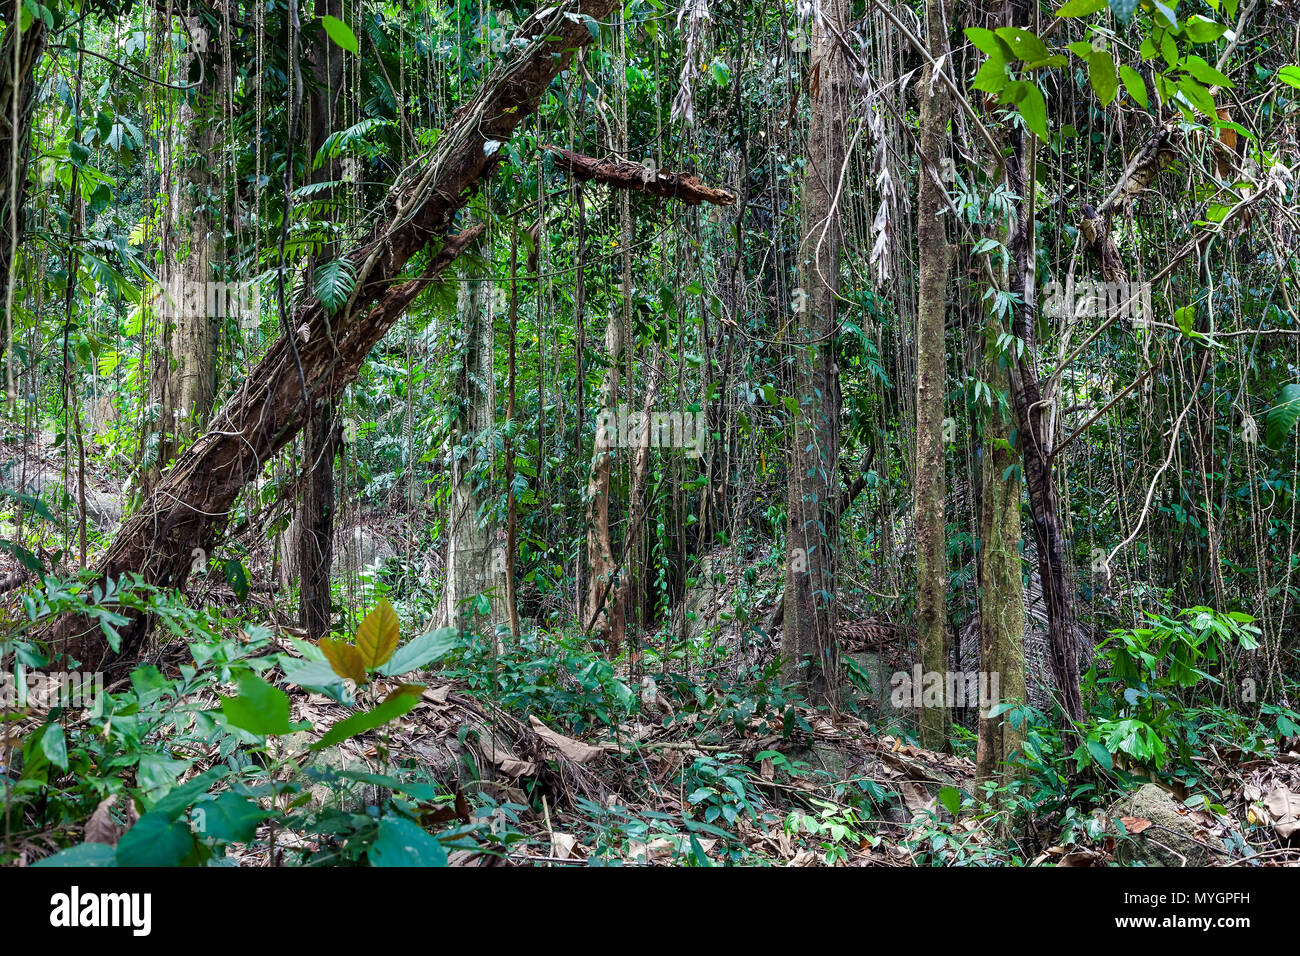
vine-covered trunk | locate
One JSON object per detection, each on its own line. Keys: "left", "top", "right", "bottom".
{"left": 1004, "top": 0, "right": 1084, "bottom": 723}
{"left": 147, "top": 15, "right": 223, "bottom": 485}
{"left": 915, "top": 0, "right": 955, "bottom": 749}
{"left": 782, "top": 0, "right": 850, "bottom": 708}
{"left": 0, "top": 17, "right": 47, "bottom": 375}
{"left": 296, "top": 0, "right": 347, "bottom": 639}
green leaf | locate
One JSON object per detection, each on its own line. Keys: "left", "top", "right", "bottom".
{"left": 973, "top": 55, "right": 1010, "bottom": 93}
{"left": 32, "top": 843, "right": 118, "bottom": 867}
{"left": 1086, "top": 738, "right": 1114, "bottom": 771}
{"left": 220, "top": 673, "right": 293, "bottom": 736}
{"left": 195, "top": 793, "right": 270, "bottom": 843}
{"left": 39, "top": 723, "right": 68, "bottom": 770}
{"left": 311, "top": 684, "right": 423, "bottom": 750}
{"left": 1120, "top": 65, "right": 1149, "bottom": 108}
{"left": 116, "top": 811, "right": 195, "bottom": 867}
{"left": 1056, "top": 0, "right": 1108, "bottom": 15}
{"left": 381, "top": 627, "right": 458, "bottom": 677}
{"left": 1007, "top": 82, "right": 1049, "bottom": 141}
{"left": 320, "top": 14, "right": 358, "bottom": 54}
{"left": 313, "top": 258, "right": 357, "bottom": 314}
{"left": 995, "top": 27, "right": 1050, "bottom": 63}
{"left": 223, "top": 558, "right": 249, "bottom": 602}
{"left": 369, "top": 816, "right": 448, "bottom": 867}
{"left": 1182, "top": 54, "right": 1233, "bottom": 88}
{"left": 1279, "top": 66, "right": 1300, "bottom": 90}
{"left": 937, "top": 786, "right": 962, "bottom": 815}
{"left": 1182, "top": 15, "right": 1228, "bottom": 44}
{"left": 964, "top": 27, "right": 1013, "bottom": 60}
{"left": 710, "top": 58, "right": 731, "bottom": 87}
{"left": 356, "top": 598, "right": 401, "bottom": 670}
{"left": 1178, "top": 74, "right": 1217, "bottom": 117}
{"left": 1088, "top": 51, "right": 1119, "bottom": 105}
{"left": 1266, "top": 383, "right": 1300, "bottom": 447}
{"left": 1108, "top": 0, "right": 1139, "bottom": 23}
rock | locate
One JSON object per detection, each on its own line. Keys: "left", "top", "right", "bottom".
{"left": 1110, "top": 783, "right": 1211, "bottom": 867}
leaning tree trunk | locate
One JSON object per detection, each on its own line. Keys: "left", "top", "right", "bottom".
{"left": 914, "top": 0, "right": 954, "bottom": 750}
{"left": 0, "top": 15, "right": 46, "bottom": 374}
{"left": 783, "top": 0, "right": 850, "bottom": 708}
{"left": 297, "top": 0, "right": 348, "bottom": 639}
{"left": 44, "top": 0, "right": 617, "bottom": 669}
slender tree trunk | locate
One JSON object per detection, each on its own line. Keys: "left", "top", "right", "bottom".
{"left": 443, "top": 243, "right": 506, "bottom": 638}
{"left": 147, "top": 15, "right": 222, "bottom": 485}
{"left": 0, "top": 15, "right": 45, "bottom": 378}
{"left": 783, "top": 0, "right": 850, "bottom": 708}
{"left": 1004, "top": 0, "right": 1084, "bottom": 724}
{"left": 915, "top": 0, "right": 955, "bottom": 749}
{"left": 296, "top": 0, "right": 347, "bottom": 639}
{"left": 975, "top": 343, "right": 1027, "bottom": 787}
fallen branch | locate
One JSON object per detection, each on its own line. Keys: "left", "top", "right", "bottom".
{"left": 542, "top": 145, "right": 736, "bottom": 206}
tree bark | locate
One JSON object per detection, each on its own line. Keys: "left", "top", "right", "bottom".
{"left": 297, "top": 0, "right": 348, "bottom": 639}
{"left": 442, "top": 241, "right": 506, "bottom": 638}
{"left": 915, "top": 0, "right": 954, "bottom": 750}
{"left": 975, "top": 343, "right": 1027, "bottom": 788}
{"left": 0, "top": 17, "right": 47, "bottom": 376}
{"left": 146, "top": 14, "right": 223, "bottom": 484}
{"left": 542, "top": 146, "right": 736, "bottom": 206}
{"left": 44, "top": 0, "right": 617, "bottom": 668}
{"left": 1004, "top": 1, "right": 1084, "bottom": 724}
{"left": 783, "top": 0, "right": 850, "bottom": 709}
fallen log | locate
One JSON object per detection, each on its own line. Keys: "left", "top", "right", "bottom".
{"left": 45, "top": 0, "right": 618, "bottom": 669}
{"left": 542, "top": 146, "right": 736, "bottom": 206}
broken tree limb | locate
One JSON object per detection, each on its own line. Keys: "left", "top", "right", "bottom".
{"left": 542, "top": 146, "right": 736, "bottom": 206}
{"left": 45, "top": 0, "right": 618, "bottom": 668}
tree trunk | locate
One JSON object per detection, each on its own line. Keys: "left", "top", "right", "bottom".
{"left": 1004, "top": 1, "right": 1084, "bottom": 724}
{"left": 296, "top": 0, "right": 348, "bottom": 639}
{"left": 443, "top": 245, "right": 506, "bottom": 638}
{"left": 0, "top": 16, "right": 46, "bottom": 376}
{"left": 975, "top": 343, "right": 1027, "bottom": 788}
{"left": 147, "top": 15, "right": 222, "bottom": 484}
{"left": 915, "top": 0, "right": 954, "bottom": 750}
{"left": 783, "top": 0, "right": 850, "bottom": 709}
{"left": 44, "top": 0, "right": 616, "bottom": 668}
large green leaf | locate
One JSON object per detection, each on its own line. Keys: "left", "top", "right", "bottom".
{"left": 381, "top": 627, "right": 458, "bottom": 677}
{"left": 320, "top": 14, "right": 358, "bottom": 54}
{"left": 369, "top": 816, "right": 448, "bottom": 867}
{"left": 220, "top": 674, "right": 293, "bottom": 737}
{"left": 1108, "top": 0, "right": 1139, "bottom": 23}
{"left": 32, "top": 843, "right": 118, "bottom": 867}
{"left": 195, "top": 793, "right": 271, "bottom": 843}
{"left": 311, "top": 684, "right": 423, "bottom": 750}
{"left": 1266, "top": 384, "right": 1300, "bottom": 447}
{"left": 116, "top": 811, "right": 195, "bottom": 867}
